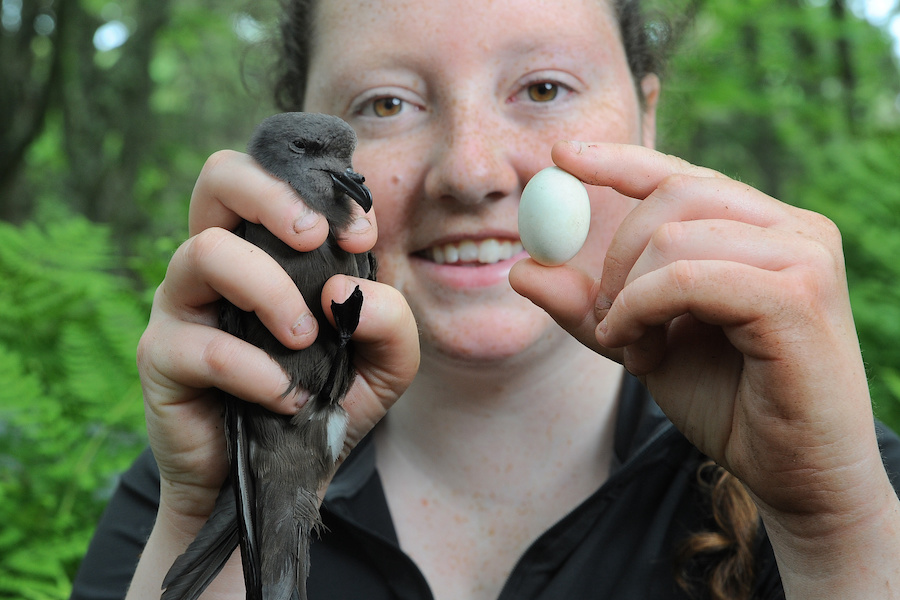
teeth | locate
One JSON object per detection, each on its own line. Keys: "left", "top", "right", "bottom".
{"left": 458, "top": 240, "right": 478, "bottom": 262}
{"left": 423, "top": 238, "right": 524, "bottom": 265}
{"left": 479, "top": 238, "right": 501, "bottom": 263}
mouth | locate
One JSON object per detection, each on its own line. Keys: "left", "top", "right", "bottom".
{"left": 417, "top": 237, "right": 525, "bottom": 266}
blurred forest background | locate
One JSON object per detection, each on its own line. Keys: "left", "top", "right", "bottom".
{"left": 1, "top": 0, "right": 899, "bottom": 596}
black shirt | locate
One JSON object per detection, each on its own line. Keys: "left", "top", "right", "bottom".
{"left": 71, "top": 376, "right": 900, "bottom": 599}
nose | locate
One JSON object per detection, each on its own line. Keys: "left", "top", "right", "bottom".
{"left": 423, "top": 105, "right": 519, "bottom": 207}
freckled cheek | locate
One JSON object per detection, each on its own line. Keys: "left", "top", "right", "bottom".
{"left": 354, "top": 143, "right": 424, "bottom": 279}
{"left": 567, "top": 109, "right": 641, "bottom": 146}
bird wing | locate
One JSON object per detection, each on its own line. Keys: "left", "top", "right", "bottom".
{"left": 160, "top": 480, "right": 240, "bottom": 599}
{"left": 227, "top": 397, "right": 264, "bottom": 600}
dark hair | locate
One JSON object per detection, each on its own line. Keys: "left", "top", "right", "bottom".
{"left": 612, "top": 0, "right": 668, "bottom": 107}
{"left": 273, "top": 0, "right": 668, "bottom": 111}
{"left": 271, "top": 2, "right": 759, "bottom": 599}
{"left": 273, "top": 0, "right": 315, "bottom": 111}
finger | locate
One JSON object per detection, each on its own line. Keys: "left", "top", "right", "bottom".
{"left": 321, "top": 276, "right": 420, "bottom": 451}
{"left": 551, "top": 141, "right": 726, "bottom": 199}
{"left": 333, "top": 200, "right": 379, "bottom": 254}
{"left": 190, "top": 150, "right": 330, "bottom": 251}
{"left": 508, "top": 259, "right": 624, "bottom": 363}
{"left": 139, "top": 319, "right": 304, "bottom": 415}
{"left": 594, "top": 173, "right": 792, "bottom": 314}
{"left": 621, "top": 325, "right": 668, "bottom": 377}
{"left": 189, "top": 150, "right": 378, "bottom": 254}
{"left": 609, "top": 222, "right": 822, "bottom": 375}
{"left": 626, "top": 219, "right": 822, "bottom": 288}
{"left": 595, "top": 260, "right": 777, "bottom": 356}
{"left": 164, "top": 227, "right": 318, "bottom": 349}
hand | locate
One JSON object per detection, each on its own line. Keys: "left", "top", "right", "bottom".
{"left": 510, "top": 141, "right": 900, "bottom": 597}
{"left": 136, "top": 150, "right": 419, "bottom": 523}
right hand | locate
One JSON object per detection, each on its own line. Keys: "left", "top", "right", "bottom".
{"left": 136, "top": 149, "right": 420, "bottom": 524}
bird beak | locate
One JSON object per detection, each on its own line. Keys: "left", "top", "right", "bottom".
{"left": 331, "top": 169, "right": 373, "bottom": 213}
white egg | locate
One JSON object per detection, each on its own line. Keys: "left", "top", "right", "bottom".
{"left": 518, "top": 166, "right": 591, "bottom": 266}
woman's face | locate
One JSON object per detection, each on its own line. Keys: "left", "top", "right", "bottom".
{"left": 304, "top": 0, "right": 657, "bottom": 368}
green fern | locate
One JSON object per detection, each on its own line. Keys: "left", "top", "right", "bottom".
{"left": 0, "top": 217, "right": 149, "bottom": 597}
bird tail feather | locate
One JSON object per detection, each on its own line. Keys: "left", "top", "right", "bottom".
{"left": 259, "top": 482, "right": 319, "bottom": 600}
{"left": 161, "top": 483, "right": 241, "bottom": 600}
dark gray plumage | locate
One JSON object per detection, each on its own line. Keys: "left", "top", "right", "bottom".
{"left": 162, "top": 112, "right": 376, "bottom": 600}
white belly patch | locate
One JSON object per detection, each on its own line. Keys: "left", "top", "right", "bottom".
{"left": 325, "top": 409, "right": 349, "bottom": 463}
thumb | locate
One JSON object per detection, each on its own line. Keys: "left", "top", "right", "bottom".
{"left": 509, "top": 259, "right": 622, "bottom": 363}
{"left": 321, "top": 275, "right": 420, "bottom": 458}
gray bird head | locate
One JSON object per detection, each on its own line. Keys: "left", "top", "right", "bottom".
{"left": 248, "top": 113, "right": 373, "bottom": 228}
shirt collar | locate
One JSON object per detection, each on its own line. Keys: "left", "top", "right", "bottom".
{"left": 325, "top": 374, "right": 673, "bottom": 503}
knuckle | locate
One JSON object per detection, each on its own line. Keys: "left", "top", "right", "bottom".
{"left": 670, "top": 259, "right": 697, "bottom": 295}
{"left": 136, "top": 290, "right": 172, "bottom": 376}
{"left": 796, "top": 210, "right": 845, "bottom": 275}
{"left": 808, "top": 236, "right": 842, "bottom": 275}
{"left": 650, "top": 221, "right": 688, "bottom": 256}
{"left": 135, "top": 327, "right": 157, "bottom": 374}
{"left": 183, "top": 227, "right": 232, "bottom": 271}
{"left": 774, "top": 276, "right": 825, "bottom": 330}
{"left": 200, "top": 149, "right": 241, "bottom": 179}
{"left": 135, "top": 320, "right": 181, "bottom": 392}
{"left": 795, "top": 208, "right": 842, "bottom": 246}
{"left": 601, "top": 250, "right": 632, "bottom": 290}
{"left": 777, "top": 269, "right": 827, "bottom": 320}
{"left": 656, "top": 173, "right": 694, "bottom": 200}
{"left": 812, "top": 211, "right": 843, "bottom": 249}
{"left": 602, "top": 250, "right": 630, "bottom": 274}
{"left": 202, "top": 334, "right": 240, "bottom": 383}
{"left": 258, "top": 277, "right": 298, "bottom": 318}
{"left": 659, "top": 151, "right": 724, "bottom": 180}
{"left": 796, "top": 269, "right": 824, "bottom": 300}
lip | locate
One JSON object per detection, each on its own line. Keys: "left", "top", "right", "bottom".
{"left": 411, "top": 233, "right": 529, "bottom": 289}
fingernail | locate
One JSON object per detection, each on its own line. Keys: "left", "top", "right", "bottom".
{"left": 348, "top": 214, "right": 373, "bottom": 234}
{"left": 282, "top": 386, "right": 310, "bottom": 413}
{"left": 293, "top": 388, "right": 311, "bottom": 410}
{"left": 294, "top": 209, "right": 320, "bottom": 233}
{"left": 596, "top": 318, "right": 609, "bottom": 339}
{"left": 595, "top": 296, "right": 612, "bottom": 317}
{"left": 291, "top": 312, "right": 316, "bottom": 337}
{"left": 566, "top": 140, "right": 585, "bottom": 155}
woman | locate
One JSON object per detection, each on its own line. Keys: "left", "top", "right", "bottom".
{"left": 72, "top": 0, "right": 900, "bottom": 598}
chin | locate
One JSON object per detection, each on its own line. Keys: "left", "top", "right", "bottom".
{"left": 417, "top": 305, "right": 565, "bottom": 369}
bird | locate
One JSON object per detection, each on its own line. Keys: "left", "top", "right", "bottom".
{"left": 161, "top": 112, "right": 376, "bottom": 600}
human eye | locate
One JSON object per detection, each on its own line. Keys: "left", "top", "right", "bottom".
{"left": 347, "top": 87, "right": 426, "bottom": 137}
{"left": 362, "top": 96, "right": 404, "bottom": 118}
{"left": 526, "top": 82, "right": 562, "bottom": 103}
{"left": 509, "top": 74, "right": 578, "bottom": 107}
{"left": 355, "top": 93, "right": 419, "bottom": 119}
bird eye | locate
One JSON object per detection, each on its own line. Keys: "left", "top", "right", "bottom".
{"left": 289, "top": 139, "right": 306, "bottom": 154}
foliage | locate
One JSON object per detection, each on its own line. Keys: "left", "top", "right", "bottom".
{"left": 0, "top": 217, "right": 148, "bottom": 596}
{"left": 0, "top": 1, "right": 280, "bottom": 594}
{"left": 1, "top": 0, "right": 278, "bottom": 265}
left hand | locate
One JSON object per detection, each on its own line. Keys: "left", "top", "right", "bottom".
{"left": 510, "top": 140, "right": 893, "bottom": 539}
